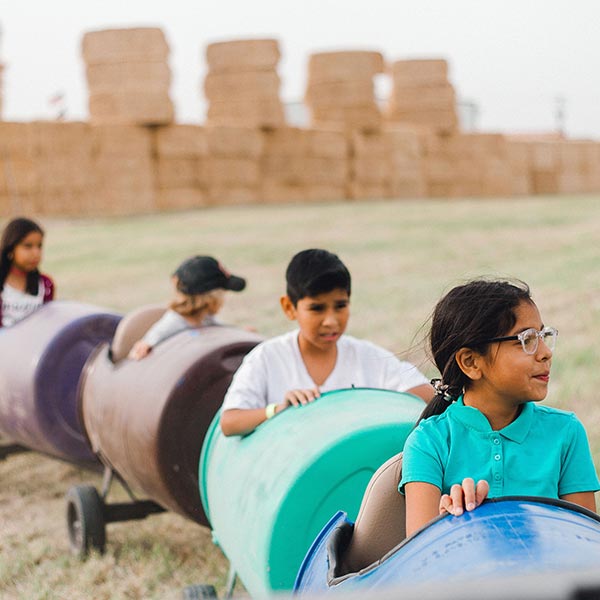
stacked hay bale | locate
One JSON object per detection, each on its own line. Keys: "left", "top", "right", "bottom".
{"left": 557, "top": 141, "right": 591, "bottom": 193}
{"left": 529, "top": 141, "right": 560, "bottom": 194}
{"left": 204, "top": 39, "right": 285, "bottom": 129}
{"left": 583, "top": 142, "right": 600, "bottom": 191}
{"left": 350, "top": 127, "right": 425, "bottom": 199}
{"left": 82, "top": 27, "right": 174, "bottom": 125}
{"left": 385, "top": 59, "right": 459, "bottom": 135}
{"left": 505, "top": 139, "right": 533, "bottom": 195}
{"left": 34, "top": 121, "right": 93, "bottom": 215}
{"left": 205, "top": 126, "right": 265, "bottom": 205}
{"left": 87, "top": 125, "right": 156, "bottom": 215}
{"left": 261, "top": 127, "right": 348, "bottom": 203}
{"left": 153, "top": 125, "right": 209, "bottom": 210}
{"left": 0, "top": 122, "right": 37, "bottom": 215}
{"left": 421, "top": 133, "right": 514, "bottom": 198}
{"left": 305, "top": 51, "right": 384, "bottom": 134}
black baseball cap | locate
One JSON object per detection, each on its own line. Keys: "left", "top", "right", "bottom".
{"left": 174, "top": 256, "right": 246, "bottom": 295}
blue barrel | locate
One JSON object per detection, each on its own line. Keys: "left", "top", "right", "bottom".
{"left": 199, "top": 388, "right": 425, "bottom": 597}
{"left": 0, "top": 301, "right": 121, "bottom": 464}
{"left": 294, "top": 497, "right": 600, "bottom": 595}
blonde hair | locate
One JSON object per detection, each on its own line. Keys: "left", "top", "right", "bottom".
{"left": 170, "top": 288, "right": 225, "bottom": 318}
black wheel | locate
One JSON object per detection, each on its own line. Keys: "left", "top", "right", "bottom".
{"left": 66, "top": 485, "right": 106, "bottom": 558}
{"left": 182, "top": 584, "right": 218, "bottom": 599}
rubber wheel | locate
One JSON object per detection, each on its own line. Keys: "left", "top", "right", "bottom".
{"left": 182, "top": 584, "right": 218, "bottom": 599}
{"left": 66, "top": 485, "right": 106, "bottom": 558}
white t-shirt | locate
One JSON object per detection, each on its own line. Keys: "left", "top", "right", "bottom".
{"left": 1, "top": 282, "right": 46, "bottom": 327}
{"left": 221, "top": 329, "right": 429, "bottom": 411}
{"left": 141, "top": 309, "right": 219, "bottom": 348}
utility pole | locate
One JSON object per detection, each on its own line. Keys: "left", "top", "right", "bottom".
{"left": 554, "top": 95, "right": 566, "bottom": 138}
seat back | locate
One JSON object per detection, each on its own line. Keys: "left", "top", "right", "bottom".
{"left": 109, "top": 304, "right": 166, "bottom": 362}
{"left": 342, "top": 452, "right": 406, "bottom": 573}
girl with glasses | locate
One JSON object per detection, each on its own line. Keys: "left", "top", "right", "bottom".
{"left": 400, "top": 279, "right": 599, "bottom": 536}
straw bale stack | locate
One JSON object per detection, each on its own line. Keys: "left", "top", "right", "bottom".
{"left": 204, "top": 39, "right": 285, "bottom": 129}
{"left": 152, "top": 125, "right": 209, "bottom": 210}
{"left": 204, "top": 126, "right": 265, "bottom": 205}
{"left": 582, "top": 142, "right": 600, "bottom": 191}
{"left": 505, "top": 140, "right": 533, "bottom": 195}
{"left": 557, "top": 140, "right": 591, "bottom": 194}
{"left": 86, "top": 125, "right": 156, "bottom": 215}
{"left": 385, "top": 59, "right": 459, "bottom": 135}
{"left": 528, "top": 141, "right": 560, "bottom": 194}
{"left": 0, "top": 122, "right": 38, "bottom": 215}
{"left": 421, "top": 133, "right": 514, "bottom": 198}
{"left": 349, "top": 127, "right": 425, "bottom": 200}
{"left": 33, "top": 121, "right": 93, "bottom": 215}
{"left": 82, "top": 28, "right": 174, "bottom": 126}
{"left": 305, "top": 51, "right": 384, "bottom": 134}
{"left": 261, "top": 127, "right": 348, "bottom": 203}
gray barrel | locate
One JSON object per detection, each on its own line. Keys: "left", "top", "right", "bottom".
{"left": 80, "top": 325, "right": 262, "bottom": 525}
{"left": 0, "top": 301, "right": 121, "bottom": 464}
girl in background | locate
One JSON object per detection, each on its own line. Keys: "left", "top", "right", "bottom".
{"left": 401, "top": 279, "right": 599, "bottom": 536}
{"left": 0, "top": 217, "right": 54, "bottom": 328}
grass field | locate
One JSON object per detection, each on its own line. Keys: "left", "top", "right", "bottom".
{"left": 1, "top": 194, "right": 600, "bottom": 599}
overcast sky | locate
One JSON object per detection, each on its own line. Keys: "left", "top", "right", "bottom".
{"left": 2, "top": 1, "right": 599, "bottom": 138}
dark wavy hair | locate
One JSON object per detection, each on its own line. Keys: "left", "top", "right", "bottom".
{"left": 0, "top": 217, "right": 45, "bottom": 295}
{"left": 418, "top": 278, "right": 533, "bottom": 423}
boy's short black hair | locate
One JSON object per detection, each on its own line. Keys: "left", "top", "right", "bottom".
{"left": 286, "top": 249, "right": 351, "bottom": 305}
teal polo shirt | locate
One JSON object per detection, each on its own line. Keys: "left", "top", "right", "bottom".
{"left": 400, "top": 397, "right": 600, "bottom": 498}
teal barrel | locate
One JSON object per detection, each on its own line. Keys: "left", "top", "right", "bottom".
{"left": 199, "top": 388, "right": 424, "bottom": 597}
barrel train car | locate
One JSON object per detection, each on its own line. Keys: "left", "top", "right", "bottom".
{"left": 0, "top": 300, "right": 262, "bottom": 556}
{"left": 3, "top": 301, "right": 600, "bottom": 600}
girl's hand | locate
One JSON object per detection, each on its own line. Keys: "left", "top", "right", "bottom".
{"left": 282, "top": 388, "right": 320, "bottom": 408}
{"left": 439, "top": 478, "right": 489, "bottom": 516}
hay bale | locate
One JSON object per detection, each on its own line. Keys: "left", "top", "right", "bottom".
{"left": 82, "top": 28, "right": 169, "bottom": 64}
{"left": 206, "top": 126, "right": 265, "bottom": 158}
{"left": 307, "top": 51, "right": 384, "bottom": 83}
{"left": 206, "top": 39, "right": 280, "bottom": 73}
{"left": 153, "top": 126, "right": 208, "bottom": 158}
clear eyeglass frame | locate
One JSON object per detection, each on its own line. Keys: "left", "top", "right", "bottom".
{"left": 486, "top": 326, "right": 558, "bottom": 355}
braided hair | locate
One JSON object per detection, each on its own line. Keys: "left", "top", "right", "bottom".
{"left": 418, "top": 279, "right": 532, "bottom": 423}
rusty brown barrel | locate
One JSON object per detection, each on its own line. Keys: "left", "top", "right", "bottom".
{"left": 79, "top": 323, "right": 262, "bottom": 525}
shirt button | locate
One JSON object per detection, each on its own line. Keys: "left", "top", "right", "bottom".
{"left": 493, "top": 438, "right": 500, "bottom": 445}
{"left": 494, "top": 454, "right": 501, "bottom": 461}
{"left": 495, "top": 474, "right": 501, "bottom": 480}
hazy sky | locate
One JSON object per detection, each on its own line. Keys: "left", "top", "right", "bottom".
{"left": 2, "top": 1, "right": 599, "bottom": 138}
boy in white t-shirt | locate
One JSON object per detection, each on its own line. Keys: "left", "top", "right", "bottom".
{"left": 220, "top": 249, "right": 433, "bottom": 436}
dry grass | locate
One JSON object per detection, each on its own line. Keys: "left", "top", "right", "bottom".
{"left": 1, "top": 193, "right": 600, "bottom": 598}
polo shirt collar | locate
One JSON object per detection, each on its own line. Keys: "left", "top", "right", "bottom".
{"left": 451, "top": 396, "right": 534, "bottom": 443}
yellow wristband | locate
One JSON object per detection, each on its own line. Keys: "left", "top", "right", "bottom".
{"left": 265, "top": 403, "right": 277, "bottom": 420}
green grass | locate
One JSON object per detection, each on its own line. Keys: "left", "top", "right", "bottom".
{"left": 1, "top": 193, "right": 600, "bottom": 598}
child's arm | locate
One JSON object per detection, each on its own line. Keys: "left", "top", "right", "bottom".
{"left": 405, "top": 481, "right": 441, "bottom": 537}
{"left": 561, "top": 491, "right": 597, "bottom": 513}
{"left": 221, "top": 405, "right": 285, "bottom": 436}
{"left": 406, "top": 383, "right": 435, "bottom": 403}
{"left": 405, "top": 478, "right": 489, "bottom": 537}
{"left": 220, "top": 388, "right": 319, "bottom": 436}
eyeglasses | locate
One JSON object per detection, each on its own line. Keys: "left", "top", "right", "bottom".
{"left": 486, "top": 326, "right": 558, "bottom": 355}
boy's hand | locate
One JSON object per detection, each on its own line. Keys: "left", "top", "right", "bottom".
{"left": 439, "top": 478, "right": 489, "bottom": 516}
{"left": 282, "top": 388, "right": 320, "bottom": 408}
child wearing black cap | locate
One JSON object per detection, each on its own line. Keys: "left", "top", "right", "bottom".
{"left": 128, "top": 255, "right": 246, "bottom": 360}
